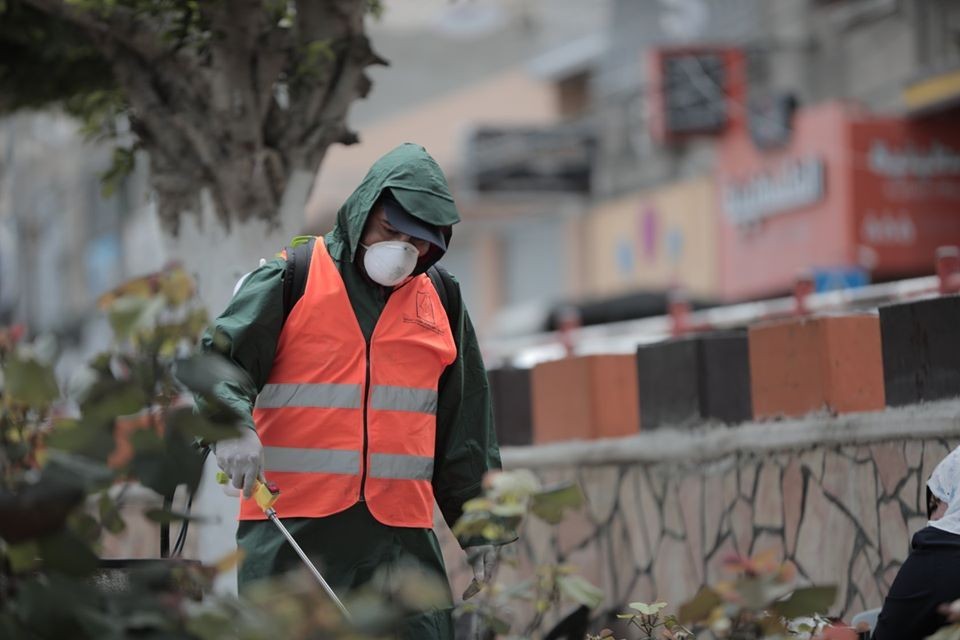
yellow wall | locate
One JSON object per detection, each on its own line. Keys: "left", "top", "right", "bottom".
{"left": 304, "top": 68, "right": 560, "bottom": 227}
{"left": 586, "top": 176, "right": 719, "bottom": 299}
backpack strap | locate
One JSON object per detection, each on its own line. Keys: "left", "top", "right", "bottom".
{"left": 427, "top": 265, "right": 460, "bottom": 388}
{"left": 427, "top": 265, "right": 450, "bottom": 317}
{"left": 281, "top": 236, "right": 316, "bottom": 324}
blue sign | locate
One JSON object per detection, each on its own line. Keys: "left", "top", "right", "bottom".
{"left": 812, "top": 267, "right": 869, "bottom": 293}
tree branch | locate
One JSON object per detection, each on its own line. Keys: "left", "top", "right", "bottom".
{"left": 7, "top": 0, "right": 383, "bottom": 230}
{"left": 20, "top": 0, "right": 170, "bottom": 62}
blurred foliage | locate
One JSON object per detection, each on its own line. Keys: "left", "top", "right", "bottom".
{"left": 584, "top": 551, "right": 848, "bottom": 640}
{"left": 452, "top": 469, "right": 603, "bottom": 637}
{"left": 674, "top": 550, "right": 842, "bottom": 640}
{"left": 0, "top": 264, "right": 252, "bottom": 639}
{"left": 0, "top": 2, "right": 116, "bottom": 113}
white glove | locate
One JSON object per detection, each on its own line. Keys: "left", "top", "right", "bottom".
{"left": 468, "top": 545, "right": 498, "bottom": 584}
{"left": 213, "top": 428, "right": 263, "bottom": 498}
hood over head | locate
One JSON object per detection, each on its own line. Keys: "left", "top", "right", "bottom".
{"left": 330, "top": 143, "right": 460, "bottom": 272}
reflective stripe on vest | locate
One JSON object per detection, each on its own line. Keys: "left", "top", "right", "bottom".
{"left": 259, "top": 448, "right": 433, "bottom": 480}
{"left": 240, "top": 237, "right": 457, "bottom": 526}
{"left": 369, "top": 453, "right": 434, "bottom": 480}
{"left": 263, "top": 446, "right": 361, "bottom": 475}
{"left": 368, "top": 385, "right": 438, "bottom": 414}
{"left": 256, "top": 383, "right": 363, "bottom": 409}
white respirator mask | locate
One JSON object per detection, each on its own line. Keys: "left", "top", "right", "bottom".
{"left": 361, "top": 241, "right": 420, "bottom": 287}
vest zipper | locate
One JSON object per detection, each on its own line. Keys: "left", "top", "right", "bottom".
{"left": 359, "top": 339, "right": 371, "bottom": 501}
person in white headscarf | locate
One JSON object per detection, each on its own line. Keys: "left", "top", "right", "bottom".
{"left": 926, "top": 445, "right": 960, "bottom": 532}
{"left": 873, "top": 444, "right": 960, "bottom": 640}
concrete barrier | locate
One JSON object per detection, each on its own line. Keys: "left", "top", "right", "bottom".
{"left": 880, "top": 295, "right": 960, "bottom": 406}
{"left": 636, "top": 331, "right": 752, "bottom": 429}
{"left": 749, "top": 314, "right": 885, "bottom": 419}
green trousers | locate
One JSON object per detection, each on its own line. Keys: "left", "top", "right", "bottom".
{"left": 237, "top": 503, "right": 454, "bottom": 640}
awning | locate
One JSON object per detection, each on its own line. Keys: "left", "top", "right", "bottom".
{"left": 903, "top": 66, "right": 960, "bottom": 115}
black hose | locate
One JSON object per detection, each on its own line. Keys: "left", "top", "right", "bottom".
{"left": 160, "top": 495, "right": 172, "bottom": 558}
{"left": 171, "top": 447, "right": 211, "bottom": 557}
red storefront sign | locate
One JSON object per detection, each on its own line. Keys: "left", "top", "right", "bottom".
{"left": 717, "top": 102, "right": 960, "bottom": 301}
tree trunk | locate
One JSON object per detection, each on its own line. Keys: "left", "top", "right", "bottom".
{"left": 148, "top": 174, "right": 317, "bottom": 597}
{"left": 158, "top": 170, "right": 315, "bottom": 319}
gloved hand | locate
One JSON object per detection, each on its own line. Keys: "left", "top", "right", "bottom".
{"left": 213, "top": 428, "right": 263, "bottom": 498}
{"left": 468, "top": 544, "right": 498, "bottom": 585}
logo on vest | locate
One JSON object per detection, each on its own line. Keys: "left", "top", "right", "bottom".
{"left": 404, "top": 291, "right": 442, "bottom": 333}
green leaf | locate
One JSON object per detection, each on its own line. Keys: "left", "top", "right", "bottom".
{"left": 99, "top": 146, "right": 136, "bottom": 198}
{"left": 484, "top": 612, "right": 511, "bottom": 635}
{"left": 74, "top": 607, "right": 124, "bottom": 640}
{"left": 130, "top": 430, "right": 204, "bottom": 496}
{"left": 38, "top": 530, "right": 99, "bottom": 577}
{"left": 98, "top": 492, "right": 126, "bottom": 534}
{"left": 0, "top": 613, "right": 19, "bottom": 639}
{"left": 166, "top": 406, "right": 243, "bottom": 443}
{"left": 175, "top": 353, "right": 251, "bottom": 397}
{"left": 366, "top": 0, "right": 384, "bottom": 19}
{"left": 5, "top": 354, "right": 59, "bottom": 407}
{"left": 43, "top": 450, "right": 115, "bottom": 492}
{"left": 531, "top": 482, "right": 584, "bottom": 524}
{"left": 123, "top": 610, "right": 172, "bottom": 630}
{"left": 69, "top": 511, "right": 102, "bottom": 544}
{"left": 557, "top": 574, "right": 604, "bottom": 609}
{"left": 490, "top": 501, "right": 527, "bottom": 517}
{"left": 630, "top": 601, "right": 668, "bottom": 616}
{"left": 104, "top": 293, "right": 164, "bottom": 339}
{"left": 6, "top": 540, "right": 40, "bottom": 572}
{"left": 158, "top": 267, "right": 196, "bottom": 306}
{"left": 107, "top": 296, "right": 149, "bottom": 339}
{"left": 678, "top": 585, "right": 722, "bottom": 623}
{"left": 462, "top": 497, "right": 493, "bottom": 513}
{"left": 78, "top": 377, "right": 148, "bottom": 429}
{"left": 14, "top": 573, "right": 101, "bottom": 638}
{"left": 486, "top": 469, "right": 541, "bottom": 499}
{"left": 44, "top": 418, "right": 116, "bottom": 462}
{"left": 130, "top": 428, "right": 164, "bottom": 453}
{"left": 185, "top": 611, "right": 237, "bottom": 640}
{"left": 451, "top": 509, "right": 490, "bottom": 539}
{"left": 0, "top": 481, "right": 84, "bottom": 543}
{"left": 296, "top": 39, "right": 334, "bottom": 79}
{"left": 737, "top": 575, "right": 782, "bottom": 610}
{"left": 772, "top": 585, "right": 837, "bottom": 619}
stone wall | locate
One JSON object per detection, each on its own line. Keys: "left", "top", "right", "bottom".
{"left": 439, "top": 400, "right": 960, "bottom": 628}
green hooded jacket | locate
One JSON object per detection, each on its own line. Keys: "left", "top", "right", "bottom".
{"left": 200, "top": 145, "right": 500, "bottom": 638}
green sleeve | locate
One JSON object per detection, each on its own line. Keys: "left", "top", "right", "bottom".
{"left": 197, "top": 259, "right": 286, "bottom": 430}
{"left": 432, "top": 276, "right": 502, "bottom": 546}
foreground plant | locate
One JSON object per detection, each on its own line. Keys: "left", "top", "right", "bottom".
{"left": 451, "top": 468, "right": 602, "bottom": 637}
{"left": 605, "top": 600, "right": 692, "bottom": 640}
{"left": 675, "top": 550, "right": 840, "bottom": 640}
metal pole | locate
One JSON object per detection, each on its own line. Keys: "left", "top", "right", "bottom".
{"left": 265, "top": 508, "right": 352, "bottom": 623}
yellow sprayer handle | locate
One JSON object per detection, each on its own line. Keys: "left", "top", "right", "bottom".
{"left": 216, "top": 471, "right": 280, "bottom": 512}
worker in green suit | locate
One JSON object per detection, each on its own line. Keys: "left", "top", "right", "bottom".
{"left": 201, "top": 143, "right": 501, "bottom": 639}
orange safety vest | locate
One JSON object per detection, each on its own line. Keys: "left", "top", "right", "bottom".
{"left": 239, "top": 238, "right": 457, "bottom": 527}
